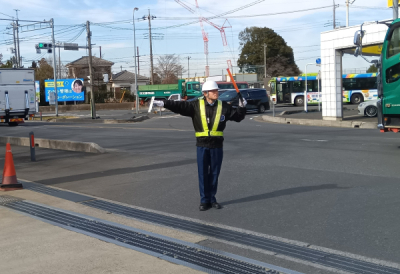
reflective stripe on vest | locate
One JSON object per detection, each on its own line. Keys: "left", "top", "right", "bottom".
{"left": 195, "top": 98, "right": 223, "bottom": 137}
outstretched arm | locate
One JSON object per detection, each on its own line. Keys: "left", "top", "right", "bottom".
{"left": 164, "top": 100, "right": 196, "bottom": 118}
{"left": 226, "top": 104, "right": 246, "bottom": 122}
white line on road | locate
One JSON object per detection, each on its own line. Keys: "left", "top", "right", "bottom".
{"left": 301, "top": 139, "right": 328, "bottom": 142}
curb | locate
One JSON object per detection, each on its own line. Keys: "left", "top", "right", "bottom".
{"left": 42, "top": 115, "right": 150, "bottom": 124}
{"left": 0, "top": 136, "right": 105, "bottom": 154}
{"left": 279, "top": 109, "right": 321, "bottom": 115}
{"left": 262, "top": 115, "right": 378, "bottom": 129}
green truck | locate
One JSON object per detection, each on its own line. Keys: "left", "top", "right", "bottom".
{"left": 138, "top": 79, "right": 201, "bottom": 103}
{"left": 354, "top": 19, "right": 400, "bottom": 133}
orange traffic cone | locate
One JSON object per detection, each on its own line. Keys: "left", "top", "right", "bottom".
{"left": 0, "top": 143, "right": 23, "bottom": 191}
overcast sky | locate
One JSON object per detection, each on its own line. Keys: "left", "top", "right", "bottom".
{"left": 0, "top": 0, "right": 394, "bottom": 77}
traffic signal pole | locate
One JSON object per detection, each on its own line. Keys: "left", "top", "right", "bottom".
{"left": 51, "top": 18, "right": 58, "bottom": 116}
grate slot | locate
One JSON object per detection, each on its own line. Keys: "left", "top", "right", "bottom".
{"left": 18, "top": 181, "right": 400, "bottom": 274}
{"left": 82, "top": 199, "right": 400, "bottom": 274}
{"left": 4, "top": 201, "right": 285, "bottom": 274}
{"left": 83, "top": 200, "right": 244, "bottom": 240}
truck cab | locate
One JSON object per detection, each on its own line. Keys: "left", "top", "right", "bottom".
{"left": 184, "top": 81, "right": 202, "bottom": 99}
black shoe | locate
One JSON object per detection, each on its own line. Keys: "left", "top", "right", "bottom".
{"left": 212, "top": 202, "right": 222, "bottom": 209}
{"left": 199, "top": 203, "right": 211, "bottom": 211}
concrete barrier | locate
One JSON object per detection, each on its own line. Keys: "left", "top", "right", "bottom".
{"left": 44, "top": 115, "right": 150, "bottom": 124}
{"left": 0, "top": 136, "right": 105, "bottom": 154}
{"left": 39, "top": 102, "right": 136, "bottom": 113}
{"left": 262, "top": 115, "right": 378, "bottom": 129}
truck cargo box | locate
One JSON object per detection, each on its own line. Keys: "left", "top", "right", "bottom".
{"left": 0, "top": 85, "right": 36, "bottom": 113}
{"left": 0, "top": 69, "right": 35, "bottom": 85}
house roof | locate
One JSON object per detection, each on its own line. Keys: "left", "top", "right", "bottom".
{"left": 112, "top": 70, "right": 148, "bottom": 82}
{"left": 66, "top": 56, "right": 114, "bottom": 67}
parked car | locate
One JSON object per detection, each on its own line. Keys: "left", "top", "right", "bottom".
{"left": 219, "top": 88, "right": 270, "bottom": 113}
{"left": 358, "top": 99, "right": 378, "bottom": 117}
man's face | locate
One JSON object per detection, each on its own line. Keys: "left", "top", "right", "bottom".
{"left": 204, "top": 89, "right": 219, "bottom": 101}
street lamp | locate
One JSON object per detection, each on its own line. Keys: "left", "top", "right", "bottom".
{"left": 304, "top": 63, "right": 315, "bottom": 113}
{"left": 187, "top": 56, "right": 191, "bottom": 79}
{"left": 133, "top": 7, "right": 139, "bottom": 114}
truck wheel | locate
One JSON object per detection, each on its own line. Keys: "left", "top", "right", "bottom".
{"left": 350, "top": 94, "right": 363, "bottom": 104}
{"left": 8, "top": 122, "right": 18, "bottom": 126}
{"left": 294, "top": 96, "right": 304, "bottom": 106}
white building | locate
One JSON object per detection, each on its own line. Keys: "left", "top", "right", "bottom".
{"left": 320, "top": 22, "right": 387, "bottom": 120}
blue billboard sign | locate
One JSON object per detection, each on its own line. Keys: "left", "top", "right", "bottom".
{"left": 45, "top": 78, "right": 85, "bottom": 102}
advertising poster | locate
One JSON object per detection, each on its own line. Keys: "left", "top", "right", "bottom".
{"left": 35, "top": 80, "right": 40, "bottom": 103}
{"left": 45, "top": 79, "right": 85, "bottom": 102}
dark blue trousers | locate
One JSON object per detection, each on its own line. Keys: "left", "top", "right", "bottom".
{"left": 197, "top": 147, "right": 223, "bottom": 204}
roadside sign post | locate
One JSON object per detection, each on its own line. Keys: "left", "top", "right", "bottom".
{"left": 304, "top": 63, "right": 316, "bottom": 112}
{"left": 316, "top": 58, "right": 322, "bottom": 112}
{"left": 29, "top": 132, "right": 35, "bottom": 162}
{"left": 317, "top": 70, "right": 321, "bottom": 112}
{"left": 271, "top": 94, "right": 275, "bottom": 117}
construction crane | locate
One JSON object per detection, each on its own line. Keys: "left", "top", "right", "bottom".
{"left": 175, "top": 0, "right": 232, "bottom": 77}
{"left": 175, "top": 0, "right": 266, "bottom": 77}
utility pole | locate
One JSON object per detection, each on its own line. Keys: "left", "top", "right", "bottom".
{"left": 187, "top": 56, "right": 191, "bottom": 79}
{"left": 263, "top": 44, "right": 267, "bottom": 79}
{"left": 86, "top": 21, "right": 96, "bottom": 119}
{"left": 394, "top": 0, "right": 399, "bottom": 19}
{"left": 99, "top": 46, "right": 102, "bottom": 58}
{"left": 333, "top": 0, "right": 336, "bottom": 29}
{"left": 58, "top": 42, "right": 61, "bottom": 78}
{"left": 148, "top": 9, "right": 154, "bottom": 85}
{"left": 346, "top": 0, "right": 356, "bottom": 27}
{"left": 12, "top": 22, "right": 17, "bottom": 68}
{"left": 14, "top": 9, "right": 21, "bottom": 67}
{"left": 137, "top": 47, "right": 140, "bottom": 75}
{"left": 133, "top": 7, "right": 139, "bottom": 115}
{"left": 51, "top": 19, "right": 59, "bottom": 116}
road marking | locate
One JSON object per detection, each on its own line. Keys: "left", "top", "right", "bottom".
{"left": 301, "top": 139, "right": 328, "bottom": 142}
{"left": 157, "top": 115, "right": 182, "bottom": 119}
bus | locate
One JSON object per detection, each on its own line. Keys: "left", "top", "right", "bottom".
{"left": 269, "top": 73, "right": 377, "bottom": 106}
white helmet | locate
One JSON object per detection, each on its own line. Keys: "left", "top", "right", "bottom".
{"left": 202, "top": 80, "right": 219, "bottom": 92}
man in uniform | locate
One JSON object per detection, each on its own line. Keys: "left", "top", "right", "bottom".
{"left": 153, "top": 80, "right": 246, "bottom": 211}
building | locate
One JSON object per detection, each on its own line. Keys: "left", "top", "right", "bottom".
{"left": 320, "top": 22, "right": 386, "bottom": 120}
{"left": 66, "top": 56, "right": 114, "bottom": 96}
{"left": 111, "top": 70, "right": 149, "bottom": 100}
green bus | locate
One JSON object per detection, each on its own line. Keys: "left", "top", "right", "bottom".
{"left": 354, "top": 19, "right": 400, "bottom": 132}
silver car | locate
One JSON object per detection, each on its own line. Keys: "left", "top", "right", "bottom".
{"left": 358, "top": 99, "right": 378, "bottom": 117}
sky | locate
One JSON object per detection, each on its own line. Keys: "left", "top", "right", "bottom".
{"left": 0, "top": 0, "right": 394, "bottom": 78}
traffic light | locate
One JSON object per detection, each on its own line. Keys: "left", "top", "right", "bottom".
{"left": 37, "top": 42, "right": 53, "bottom": 53}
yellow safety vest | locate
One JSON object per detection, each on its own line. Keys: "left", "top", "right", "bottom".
{"left": 195, "top": 98, "right": 223, "bottom": 137}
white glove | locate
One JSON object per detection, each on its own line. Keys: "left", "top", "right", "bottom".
{"left": 153, "top": 100, "right": 164, "bottom": 107}
{"left": 239, "top": 98, "right": 247, "bottom": 108}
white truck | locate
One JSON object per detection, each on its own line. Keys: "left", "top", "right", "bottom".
{"left": 0, "top": 69, "right": 36, "bottom": 126}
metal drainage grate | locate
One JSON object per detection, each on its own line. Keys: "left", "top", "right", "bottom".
{"left": 82, "top": 199, "right": 400, "bottom": 274}
{"left": 0, "top": 195, "right": 23, "bottom": 205}
{"left": 2, "top": 200, "right": 292, "bottom": 274}
{"left": 22, "top": 182, "right": 93, "bottom": 203}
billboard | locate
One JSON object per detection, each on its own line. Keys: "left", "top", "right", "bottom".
{"left": 35, "top": 80, "right": 40, "bottom": 103}
{"left": 388, "top": 0, "right": 400, "bottom": 7}
{"left": 45, "top": 78, "right": 84, "bottom": 102}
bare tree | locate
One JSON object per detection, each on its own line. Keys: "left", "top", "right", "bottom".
{"left": 154, "top": 54, "right": 186, "bottom": 84}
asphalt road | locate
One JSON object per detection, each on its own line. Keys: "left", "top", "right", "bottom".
{"left": 1, "top": 113, "right": 399, "bottom": 270}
